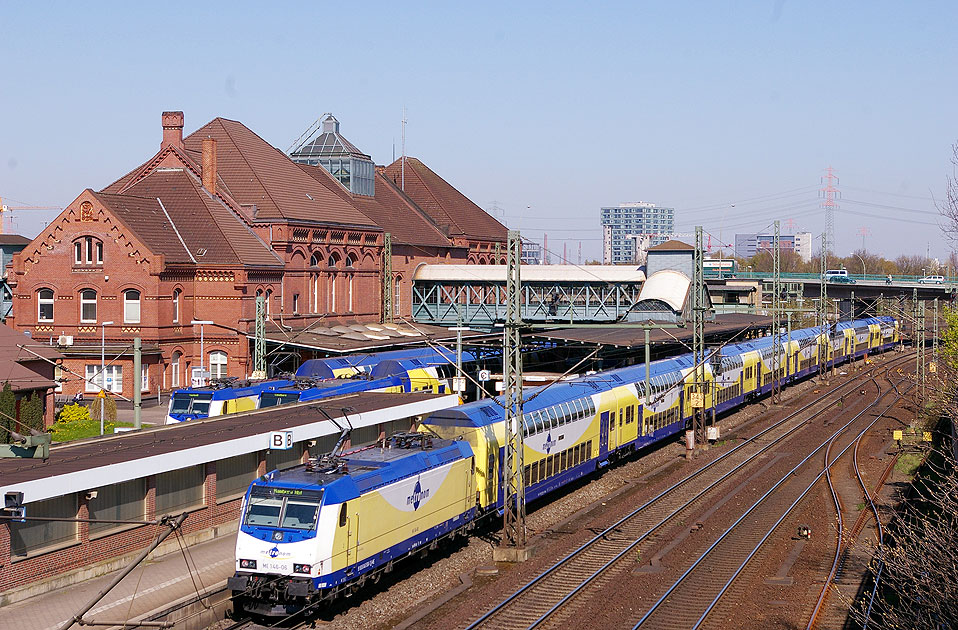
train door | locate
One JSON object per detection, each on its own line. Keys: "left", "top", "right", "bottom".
{"left": 599, "top": 410, "right": 610, "bottom": 458}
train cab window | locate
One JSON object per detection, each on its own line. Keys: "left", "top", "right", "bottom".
{"left": 283, "top": 501, "right": 320, "bottom": 530}
{"left": 547, "top": 407, "right": 559, "bottom": 428}
{"left": 339, "top": 503, "right": 348, "bottom": 527}
{"left": 245, "top": 497, "right": 283, "bottom": 527}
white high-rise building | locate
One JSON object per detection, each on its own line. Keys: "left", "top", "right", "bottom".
{"left": 600, "top": 202, "right": 675, "bottom": 265}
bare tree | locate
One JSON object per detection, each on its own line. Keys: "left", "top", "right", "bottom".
{"left": 848, "top": 445, "right": 958, "bottom": 630}
{"left": 940, "top": 141, "right": 958, "bottom": 247}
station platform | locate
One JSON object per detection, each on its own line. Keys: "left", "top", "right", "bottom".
{"left": 0, "top": 533, "right": 235, "bottom": 630}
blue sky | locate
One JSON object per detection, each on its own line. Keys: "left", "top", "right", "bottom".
{"left": 1, "top": 1, "right": 955, "bottom": 262}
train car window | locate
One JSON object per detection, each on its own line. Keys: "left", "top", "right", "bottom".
{"left": 547, "top": 407, "right": 559, "bottom": 428}
{"left": 339, "top": 503, "right": 347, "bottom": 528}
{"left": 561, "top": 451, "right": 568, "bottom": 470}
{"left": 533, "top": 412, "right": 544, "bottom": 433}
{"left": 618, "top": 408, "right": 624, "bottom": 427}
{"left": 538, "top": 459, "right": 547, "bottom": 480}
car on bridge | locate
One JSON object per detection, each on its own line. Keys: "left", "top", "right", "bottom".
{"left": 919, "top": 275, "right": 945, "bottom": 284}
{"left": 824, "top": 269, "right": 856, "bottom": 284}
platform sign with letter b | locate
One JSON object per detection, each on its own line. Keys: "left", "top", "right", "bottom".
{"left": 269, "top": 430, "right": 293, "bottom": 450}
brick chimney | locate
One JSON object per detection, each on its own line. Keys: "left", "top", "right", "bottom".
{"left": 161, "top": 111, "right": 185, "bottom": 150}
{"left": 202, "top": 136, "right": 217, "bottom": 194}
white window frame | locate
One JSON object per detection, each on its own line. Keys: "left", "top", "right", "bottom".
{"left": 141, "top": 364, "right": 149, "bottom": 392}
{"left": 86, "top": 364, "right": 122, "bottom": 393}
{"left": 172, "top": 289, "right": 180, "bottom": 323}
{"left": 74, "top": 242, "right": 82, "bottom": 264}
{"left": 80, "top": 289, "right": 97, "bottom": 323}
{"left": 171, "top": 351, "right": 181, "bottom": 388}
{"left": 37, "top": 289, "right": 54, "bottom": 322}
{"left": 123, "top": 289, "right": 141, "bottom": 324}
{"left": 209, "top": 351, "right": 228, "bottom": 380}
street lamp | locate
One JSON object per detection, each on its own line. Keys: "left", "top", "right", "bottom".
{"left": 190, "top": 320, "right": 214, "bottom": 380}
{"left": 100, "top": 321, "right": 114, "bottom": 436}
{"left": 852, "top": 253, "right": 866, "bottom": 279}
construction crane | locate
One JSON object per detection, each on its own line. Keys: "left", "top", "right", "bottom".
{"left": 0, "top": 197, "right": 61, "bottom": 234}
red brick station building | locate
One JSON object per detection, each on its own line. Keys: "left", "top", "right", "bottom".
{"left": 7, "top": 112, "right": 506, "bottom": 402}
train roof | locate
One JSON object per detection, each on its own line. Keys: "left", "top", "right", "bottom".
{"left": 295, "top": 346, "right": 468, "bottom": 379}
{"left": 253, "top": 435, "right": 472, "bottom": 503}
{"left": 173, "top": 378, "right": 294, "bottom": 399}
{"left": 422, "top": 316, "right": 899, "bottom": 430}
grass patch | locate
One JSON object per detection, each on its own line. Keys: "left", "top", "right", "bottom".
{"left": 894, "top": 452, "right": 925, "bottom": 477}
{"left": 50, "top": 419, "right": 135, "bottom": 442}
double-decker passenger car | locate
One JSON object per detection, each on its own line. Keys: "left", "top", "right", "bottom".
{"left": 230, "top": 316, "right": 899, "bottom": 616}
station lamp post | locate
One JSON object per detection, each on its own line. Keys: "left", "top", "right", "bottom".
{"left": 100, "top": 321, "right": 113, "bottom": 436}
{"left": 191, "top": 320, "right": 214, "bottom": 379}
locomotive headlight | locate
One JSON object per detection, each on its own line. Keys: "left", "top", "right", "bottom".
{"left": 239, "top": 559, "right": 257, "bottom": 569}
{"left": 293, "top": 563, "right": 312, "bottom": 574}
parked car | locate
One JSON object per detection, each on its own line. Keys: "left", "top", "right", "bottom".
{"left": 919, "top": 275, "right": 945, "bottom": 284}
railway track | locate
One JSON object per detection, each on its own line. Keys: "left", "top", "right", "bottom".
{"left": 462, "top": 353, "right": 914, "bottom": 630}
{"left": 806, "top": 379, "right": 903, "bottom": 630}
{"left": 630, "top": 368, "right": 912, "bottom": 629}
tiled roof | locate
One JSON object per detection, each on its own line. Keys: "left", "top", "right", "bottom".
{"left": 296, "top": 164, "right": 456, "bottom": 249}
{"left": 382, "top": 157, "right": 507, "bottom": 242}
{"left": 0, "top": 235, "right": 31, "bottom": 245}
{"left": 0, "top": 324, "right": 61, "bottom": 392}
{"left": 183, "top": 118, "right": 378, "bottom": 228}
{"left": 95, "top": 169, "right": 282, "bottom": 267}
{"left": 648, "top": 240, "right": 694, "bottom": 251}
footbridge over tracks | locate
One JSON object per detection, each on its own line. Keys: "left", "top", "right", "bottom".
{"left": 411, "top": 264, "right": 649, "bottom": 326}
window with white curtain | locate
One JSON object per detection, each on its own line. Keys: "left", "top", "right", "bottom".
{"left": 80, "top": 289, "right": 97, "bottom": 322}
{"left": 124, "top": 290, "right": 141, "bottom": 323}
{"left": 209, "top": 351, "right": 228, "bottom": 380}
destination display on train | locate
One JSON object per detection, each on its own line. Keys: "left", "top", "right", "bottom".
{"left": 250, "top": 486, "right": 324, "bottom": 501}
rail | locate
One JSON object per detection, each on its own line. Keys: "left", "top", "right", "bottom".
{"left": 632, "top": 370, "right": 911, "bottom": 629}
{"left": 464, "top": 352, "right": 913, "bottom": 630}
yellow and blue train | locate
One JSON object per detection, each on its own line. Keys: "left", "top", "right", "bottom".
{"left": 229, "top": 316, "right": 898, "bottom": 616}
{"left": 168, "top": 346, "right": 475, "bottom": 423}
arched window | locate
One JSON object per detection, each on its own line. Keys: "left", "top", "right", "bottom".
{"left": 73, "top": 237, "right": 103, "bottom": 266}
{"left": 171, "top": 351, "right": 182, "bottom": 388}
{"left": 172, "top": 289, "right": 181, "bottom": 323}
{"left": 310, "top": 253, "right": 321, "bottom": 267}
{"left": 348, "top": 276, "right": 353, "bottom": 312}
{"left": 394, "top": 277, "right": 402, "bottom": 314}
{"left": 124, "top": 290, "right": 141, "bottom": 323}
{"left": 328, "top": 256, "right": 337, "bottom": 268}
{"left": 80, "top": 289, "right": 97, "bottom": 322}
{"left": 209, "top": 351, "right": 228, "bottom": 380}
{"left": 265, "top": 289, "right": 272, "bottom": 316}
{"left": 38, "top": 289, "right": 54, "bottom": 322}
{"left": 345, "top": 255, "right": 355, "bottom": 269}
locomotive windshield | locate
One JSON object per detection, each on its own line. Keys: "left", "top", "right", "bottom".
{"left": 170, "top": 392, "right": 213, "bottom": 414}
{"left": 244, "top": 487, "right": 323, "bottom": 530}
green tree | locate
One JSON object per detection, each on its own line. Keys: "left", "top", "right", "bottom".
{"left": 22, "top": 391, "right": 45, "bottom": 432}
{"left": 0, "top": 382, "right": 15, "bottom": 444}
